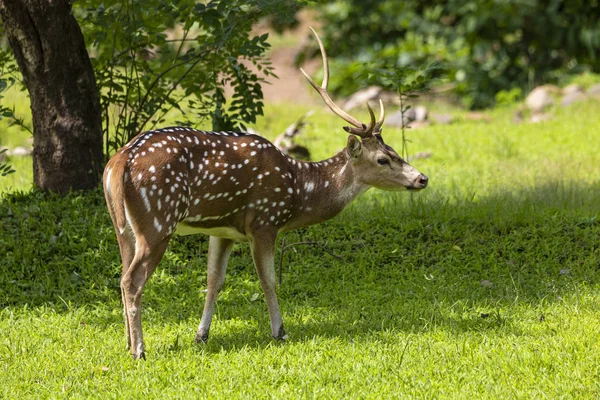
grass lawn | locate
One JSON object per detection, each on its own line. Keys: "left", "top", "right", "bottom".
{"left": 1, "top": 98, "right": 600, "bottom": 398}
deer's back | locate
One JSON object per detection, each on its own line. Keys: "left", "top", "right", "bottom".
{"left": 106, "top": 127, "right": 298, "bottom": 239}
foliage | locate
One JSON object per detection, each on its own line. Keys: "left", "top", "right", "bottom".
{"left": 77, "top": 0, "right": 300, "bottom": 158}
{"left": 566, "top": 71, "right": 600, "bottom": 88}
{"left": 315, "top": 0, "right": 600, "bottom": 108}
{"left": 0, "top": 42, "right": 19, "bottom": 178}
{"left": 0, "top": 149, "right": 15, "bottom": 177}
{"left": 0, "top": 51, "right": 16, "bottom": 124}
{"left": 0, "top": 24, "right": 17, "bottom": 118}
{"left": 1, "top": 99, "right": 600, "bottom": 397}
{"left": 361, "top": 64, "right": 442, "bottom": 158}
{"left": 495, "top": 87, "right": 523, "bottom": 107}
{"left": 0, "top": 0, "right": 301, "bottom": 160}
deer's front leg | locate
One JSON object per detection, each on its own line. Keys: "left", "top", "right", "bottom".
{"left": 195, "top": 236, "right": 235, "bottom": 343}
{"left": 250, "top": 230, "right": 286, "bottom": 340}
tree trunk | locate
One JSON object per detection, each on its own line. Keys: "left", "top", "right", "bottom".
{"left": 0, "top": 0, "right": 102, "bottom": 193}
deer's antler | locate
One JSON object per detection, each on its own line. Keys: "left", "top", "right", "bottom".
{"left": 300, "top": 27, "right": 385, "bottom": 138}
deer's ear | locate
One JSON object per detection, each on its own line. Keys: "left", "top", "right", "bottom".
{"left": 347, "top": 135, "right": 362, "bottom": 159}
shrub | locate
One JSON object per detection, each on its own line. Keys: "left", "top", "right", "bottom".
{"left": 315, "top": 0, "right": 600, "bottom": 108}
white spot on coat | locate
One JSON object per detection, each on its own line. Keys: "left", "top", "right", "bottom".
{"left": 140, "top": 187, "right": 151, "bottom": 212}
{"left": 153, "top": 217, "right": 163, "bottom": 232}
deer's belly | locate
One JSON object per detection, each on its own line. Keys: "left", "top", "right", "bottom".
{"left": 174, "top": 223, "right": 247, "bottom": 240}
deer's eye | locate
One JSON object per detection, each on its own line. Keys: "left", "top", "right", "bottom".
{"left": 377, "top": 157, "right": 390, "bottom": 165}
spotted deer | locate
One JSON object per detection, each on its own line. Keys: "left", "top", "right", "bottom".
{"left": 103, "top": 28, "right": 428, "bottom": 359}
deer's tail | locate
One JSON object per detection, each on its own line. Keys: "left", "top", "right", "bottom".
{"left": 103, "top": 152, "right": 129, "bottom": 235}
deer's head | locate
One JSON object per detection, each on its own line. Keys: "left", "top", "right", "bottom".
{"left": 301, "top": 28, "right": 428, "bottom": 192}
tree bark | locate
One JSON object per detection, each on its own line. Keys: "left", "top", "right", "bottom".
{"left": 0, "top": 0, "right": 103, "bottom": 193}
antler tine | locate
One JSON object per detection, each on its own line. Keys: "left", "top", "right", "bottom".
{"left": 365, "top": 102, "right": 377, "bottom": 135}
{"left": 300, "top": 27, "right": 364, "bottom": 130}
{"left": 312, "top": 26, "right": 329, "bottom": 90}
{"left": 374, "top": 99, "right": 385, "bottom": 132}
{"left": 343, "top": 102, "right": 377, "bottom": 138}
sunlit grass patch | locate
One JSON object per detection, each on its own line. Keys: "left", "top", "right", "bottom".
{"left": 1, "top": 94, "right": 600, "bottom": 397}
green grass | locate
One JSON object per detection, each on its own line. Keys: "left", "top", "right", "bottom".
{"left": 1, "top": 99, "right": 600, "bottom": 398}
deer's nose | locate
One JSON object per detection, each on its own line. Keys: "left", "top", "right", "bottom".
{"left": 418, "top": 174, "right": 429, "bottom": 188}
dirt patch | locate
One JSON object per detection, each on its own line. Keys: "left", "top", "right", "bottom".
{"left": 251, "top": 10, "right": 323, "bottom": 105}
{"left": 260, "top": 46, "right": 321, "bottom": 105}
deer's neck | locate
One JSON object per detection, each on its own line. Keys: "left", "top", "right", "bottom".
{"left": 283, "top": 150, "right": 369, "bottom": 231}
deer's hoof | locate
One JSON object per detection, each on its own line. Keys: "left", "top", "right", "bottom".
{"left": 273, "top": 325, "right": 287, "bottom": 341}
{"left": 131, "top": 343, "right": 146, "bottom": 360}
{"left": 195, "top": 329, "right": 209, "bottom": 344}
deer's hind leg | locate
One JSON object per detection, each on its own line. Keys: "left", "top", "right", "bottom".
{"left": 115, "top": 229, "right": 136, "bottom": 350}
{"left": 105, "top": 189, "right": 137, "bottom": 352}
{"left": 120, "top": 234, "right": 170, "bottom": 359}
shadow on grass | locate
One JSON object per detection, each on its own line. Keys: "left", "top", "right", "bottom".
{"left": 184, "top": 308, "right": 524, "bottom": 356}
{"left": 1, "top": 180, "right": 599, "bottom": 348}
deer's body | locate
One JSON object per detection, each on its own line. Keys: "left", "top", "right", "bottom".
{"left": 104, "top": 29, "right": 428, "bottom": 359}
{"left": 105, "top": 127, "right": 366, "bottom": 240}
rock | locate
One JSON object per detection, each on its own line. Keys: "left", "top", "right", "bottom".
{"left": 384, "top": 106, "right": 430, "bottom": 128}
{"left": 430, "top": 113, "right": 454, "bottom": 125}
{"left": 587, "top": 83, "right": 600, "bottom": 97}
{"left": 559, "top": 268, "right": 571, "bottom": 276}
{"left": 343, "top": 86, "right": 382, "bottom": 111}
{"left": 385, "top": 110, "right": 413, "bottom": 128}
{"left": 562, "top": 84, "right": 584, "bottom": 95}
{"left": 414, "top": 106, "right": 429, "bottom": 122}
{"left": 403, "top": 108, "right": 417, "bottom": 122}
{"left": 480, "top": 280, "right": 494, "bottom": 288}
{"left": 530, "top": 112, "right": 552, "bottom": 123}
{"left": 409, "top": 121, "right": 431, "bottom": 130}
{"left": 561, "top": 91, "right": 586, "bottom": 106}
{"left": 9, "top": 146, "right": 33, "bottom": 156}
{"left": 525, "top": 85, "right": 560, "bottom": 113}
{"left": 465, "top": 111, "right": 491, "bottom": 122}
{"left": 513, "top": 110, "right": 524, "bottom": 124}
{"left": 384, "top": 112, "right": 402, "bottom": 127}
{"left": 379, "top": 91, "right": 401, "bottom": 106}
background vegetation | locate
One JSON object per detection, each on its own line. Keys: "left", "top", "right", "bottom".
{"left": 313, "top": 0, "right": 600, "bottom": 108}
{"left": 79, "top": 0, "right": 299, "bottom": 154}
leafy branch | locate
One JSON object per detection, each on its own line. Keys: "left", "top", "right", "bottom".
{"left": 79, "top": 0, "right": 298, "bottom": 159}
{"left": 0, "top": 50, "right": 26, "bottom": 177}
{"left": 362, "top": 63, "right": 442, "bottom": 160}
{"left": 0, "top": 149, "right": 15, "bottom": 177}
